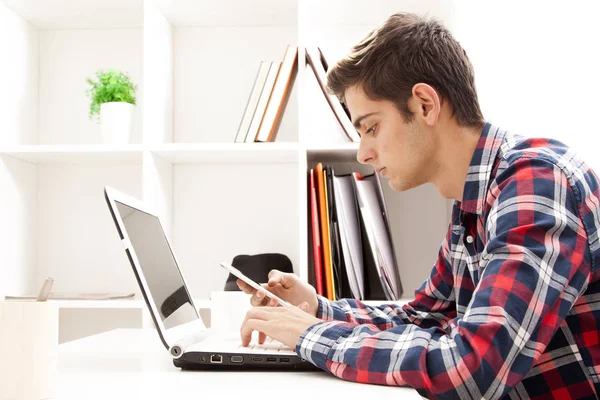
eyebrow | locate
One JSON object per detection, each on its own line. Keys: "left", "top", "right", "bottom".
{"left": 352, "top": 112, "right": 380, "bottom": 130}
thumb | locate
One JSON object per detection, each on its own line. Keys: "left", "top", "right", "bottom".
{"left": 267, "top": 270, "right": 295, "bottom": 289}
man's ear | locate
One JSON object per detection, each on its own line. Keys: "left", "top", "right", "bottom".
{"left": 410, "top": 83, "right": 441, "bottom": 126}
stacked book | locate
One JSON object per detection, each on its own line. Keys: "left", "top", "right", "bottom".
{"left": 234, "top": 45, "right": 298, "bottom": 143}
{"left": 234, "top": 45, "right": 360, "bottom": 143}
{"left": 309, "top": 163, "right": 403, "bottom": 301}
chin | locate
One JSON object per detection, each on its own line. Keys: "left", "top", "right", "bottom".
{"left": 388, "top": 178, "right": 414, "bottom": 192}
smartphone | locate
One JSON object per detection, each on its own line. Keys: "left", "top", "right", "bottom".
{"left": 219, "top": 262, "right": 292, "bottom": 307}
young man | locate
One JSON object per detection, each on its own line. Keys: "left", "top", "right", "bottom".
{"left": 237, "top": 12, "right": 600, "bottom": 399}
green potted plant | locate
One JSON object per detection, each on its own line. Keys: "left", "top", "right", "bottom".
{"left": 85, "top": 68, "right": 137, "bottom": 144}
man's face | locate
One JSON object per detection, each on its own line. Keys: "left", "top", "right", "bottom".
{"left": 345, "top": 84, "right": 436, "bottom": 192}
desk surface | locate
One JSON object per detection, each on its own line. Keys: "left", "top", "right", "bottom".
{"left": 58, "top": 328, "right": 423, "bottom": 399}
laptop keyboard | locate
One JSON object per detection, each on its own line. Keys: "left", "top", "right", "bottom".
{"left": 192, "top": 335, "right": 295, "bottom": 354}
{"left": 245, "top": 337, "right": 293, "bottom": 352}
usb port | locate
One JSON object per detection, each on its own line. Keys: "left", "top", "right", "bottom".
{"left": 251, "top": 357, "right": 265, "bottom": 362}
{"left": 210, "top": 354, "right": 223, "bottom": 364}
{"left": 266, "top": 357, "right": 277, "bottom": 363}
{"left": 230, "top": 355, "right": 243, "bottom": 363}
{"left": 280, "top": 357, "right": 290, "bottom": 363}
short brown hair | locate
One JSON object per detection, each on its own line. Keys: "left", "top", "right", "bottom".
{"left": 327, "top": 13, "right": 485, "bottom": 127}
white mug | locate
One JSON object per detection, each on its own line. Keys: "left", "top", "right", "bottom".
{"left": 209, "top": 291, "right": 252, "bottom": 332}
{"left": 0, "top": 301, "right": 59, "bottom": 400}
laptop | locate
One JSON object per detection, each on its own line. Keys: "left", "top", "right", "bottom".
{"left": 103, "top": 185, "right": 318, "bottom": 370}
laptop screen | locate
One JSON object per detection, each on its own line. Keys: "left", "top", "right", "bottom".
{"left": 115, "top": 201, "right": 199, "bottom": 329}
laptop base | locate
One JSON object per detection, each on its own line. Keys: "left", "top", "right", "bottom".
{"left": 174, "top": 351, "right": 320, "bottom": 371}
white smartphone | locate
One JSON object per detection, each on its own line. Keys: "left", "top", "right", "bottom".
{"left": 219, "top": 262, "right": 292, "bottom": 307}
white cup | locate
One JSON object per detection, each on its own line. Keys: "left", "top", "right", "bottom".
{"left": 209, "top": 291, "right": 252, "bottom": 332}
{"left": 0, "top": 301, "right": 59, "bottom": 400}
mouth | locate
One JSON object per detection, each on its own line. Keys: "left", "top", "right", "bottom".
{"left": 376, "top": 167, "right": 386, "bottom": 176}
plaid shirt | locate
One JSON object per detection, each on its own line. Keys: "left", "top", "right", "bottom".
{"left": 296, "top": 122, "right": 600, "bottom": 399}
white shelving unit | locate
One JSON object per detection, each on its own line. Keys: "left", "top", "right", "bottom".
{"left": 0, "top": 0, "right": 453, "bottom": 343}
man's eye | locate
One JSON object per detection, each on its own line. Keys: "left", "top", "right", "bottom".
{"left": 366, "top": 124, "right": 377, "bottom": 135}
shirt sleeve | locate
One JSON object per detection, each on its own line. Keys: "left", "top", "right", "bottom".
{"left": 316, "top": 219, "right": 458, "bottom": 332}
{"left": 296, "top": 157, "right": 592, "bottom": 399}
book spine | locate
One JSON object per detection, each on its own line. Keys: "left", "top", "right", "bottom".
{"left": 245, "top": 62, "right": 281, "bottom": 143}
{"left": 255, "top": 46, "right": 299, "bottom": 142}
{"left": 235, "top": 61, "right": 271, "bottom": 143}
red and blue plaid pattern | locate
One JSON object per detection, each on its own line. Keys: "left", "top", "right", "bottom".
{"left": 295, "top": 123, "right": 600, "bottom": 399}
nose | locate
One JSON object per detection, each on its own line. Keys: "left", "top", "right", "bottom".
{"left": 357, "top": 140, "right": 375, "bottom": 165}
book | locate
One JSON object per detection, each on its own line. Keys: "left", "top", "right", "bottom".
{"left": 245, "top": 61, "right": 281, "bottom": 143}
{"left": 305, "top": 46, "right": 360, "bottom": 143}
{"left": 235, "top": 61, "right": 271, "bottom": 143}
{"left": 4, "top": 292, "right": 136, "bottom": 301}
{"left": 255, "top": 45, "right": 298, "bottom": 142}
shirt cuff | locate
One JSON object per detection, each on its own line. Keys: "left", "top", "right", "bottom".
{"left": 316, "top": 295, "right": 334, "bottom": 320}
{"left": 295, "top": 320, "right": 356, "bottom": 370}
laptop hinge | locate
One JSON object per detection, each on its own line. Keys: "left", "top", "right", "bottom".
{"left": 121, "top": 237, "right": 131, "bottom": 250}
{"left": 170, "top": 330, "right": 211, "bottom": 359}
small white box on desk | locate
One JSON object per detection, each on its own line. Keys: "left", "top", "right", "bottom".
{"left": 0, "top": 300, "right": 58, "bottom": 400}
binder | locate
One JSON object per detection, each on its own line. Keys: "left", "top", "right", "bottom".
{"left": 332, "top": 173, "right": 365, "bottom": 300}
{"left": 325, "top": 165, "right": 352, "bottom": 300}
{"left": 316, "top": 163, "right": 335, "bottom": 300}
{"left": 353, "top": 172, "right": 403, "bottom": 300}
{"left": 309, "top": 169, "right": 324, "bottom": 296}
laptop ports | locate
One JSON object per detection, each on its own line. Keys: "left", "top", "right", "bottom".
{"left": 251, "top": 357, "right": 265, "bottom": 363}
{"left": 230, "top": 356, "right": 243, "bottom": 363}
{"left": 210, "top": 354, "right": 223, "bottom": 364}
{"left": 280, "top": 357, "right": 291, "bottom": 363}
{"left": 266, "top": 357, "right": 277, "bottom": 363}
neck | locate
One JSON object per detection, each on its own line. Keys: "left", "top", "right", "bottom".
{"left": 430, "top": 120, "right": 484, "bottom": 201}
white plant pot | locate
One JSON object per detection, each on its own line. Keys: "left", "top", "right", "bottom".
{"left": 100, "top": 102, "right": 135, "bottom": 144}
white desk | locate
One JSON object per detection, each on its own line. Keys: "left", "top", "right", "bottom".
{"left": 58, "top": 329, "right": 424, "bottom": 399}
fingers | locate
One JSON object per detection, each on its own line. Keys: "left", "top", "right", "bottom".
{"left": 237, "top": 280, "right": 272, "bottom": 307}
{"left": 240, "top": 308, "right": 271, "bottom": 347}
{"left": 240, "top": 319, "right": 269, "bottom": 347}
{"left": 236, "top": 279, "right": 253, "bottom": 294}
{"left": 250, "top": 289, "right": 270, "bottom": 307}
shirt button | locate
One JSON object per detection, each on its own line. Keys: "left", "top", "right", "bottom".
{"left": 466, "top": 235, "right": 474, "bottom": 244}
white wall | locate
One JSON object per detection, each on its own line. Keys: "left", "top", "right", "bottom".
{"left": 0, "top": 156, "right": 37, "bottom": 299}
{"left": 453, "top": 0, "right": 600, "bottom": 171}
{"left": 0, "top": 2, "right": 39, "bottom": 300}
{"left": 36, "top": 163, "right": 143, "bottom": 294}
{"left": 143, "top": 0, "right": 174, "bottom": 144}
{"left": 0, "top": 1, "right": 38, "bottom": 145}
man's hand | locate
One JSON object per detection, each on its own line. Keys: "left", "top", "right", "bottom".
{"left": 240, "top": 302, "right": 322, "bottom": 349}
{"left": 237, "top": 269, "right": 319, "bottom": 317}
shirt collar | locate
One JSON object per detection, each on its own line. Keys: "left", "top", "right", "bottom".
{"left": 459, "top": 122, "right": 508, "bottom": 215}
